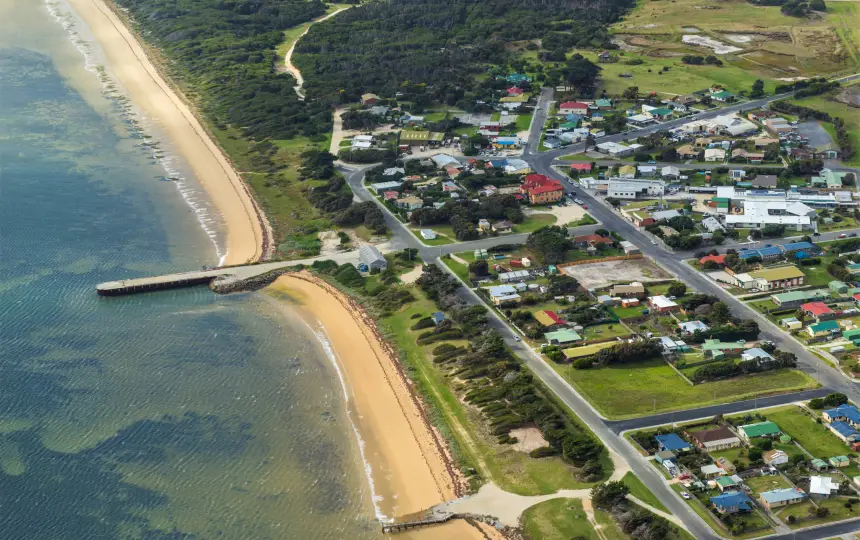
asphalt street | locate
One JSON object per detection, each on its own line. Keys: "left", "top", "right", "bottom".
{"left": 337, "top": 77, "right": 860, "bottom": 537}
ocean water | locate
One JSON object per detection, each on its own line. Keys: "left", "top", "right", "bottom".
{"left": 0, "top": 1, "right": 376, "bottom": 538}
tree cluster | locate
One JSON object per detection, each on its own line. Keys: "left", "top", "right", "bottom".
{"left": 690, "top": 351, "right": 797, "bottom": 383}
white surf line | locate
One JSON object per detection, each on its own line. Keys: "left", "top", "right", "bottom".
{"left": 283, "top": 7, "right": 351, "bottom": 100}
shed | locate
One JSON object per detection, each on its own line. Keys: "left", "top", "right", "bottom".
{"left": 358, "top": 245, "right": 387, "bottom": 271}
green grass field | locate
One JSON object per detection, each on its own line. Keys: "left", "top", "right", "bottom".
{"left": 522, "top": 499, "right": 600, "bottom": 540}
{"left": 513, "top": 213, "right": 558, "bottom": 233}
{"left": 762, "top": 406, "right": 853, "bottom": 458}
{"left": 549, "top": 358, "right": 818, "bottom": 419}
{"left": 382, "top": 288, "right": 611, "bottom": 495}
{"left": 744, "top": 474, "right": 792, "bottom": 495}
{"left": 781, "top": 497, "right": 860, "bottom": 529}
{"left": 441, "top": 256, "right": 469, "bottom": 283}
{"left": 621, "top": 471, "right": 669, "bottom": 513}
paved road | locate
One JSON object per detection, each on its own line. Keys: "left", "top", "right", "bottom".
{"left": 606, "top": 388, "right": 832, "bottom": 434}
{"left": 555, "top": 159, "right": 786, "bottom": 170}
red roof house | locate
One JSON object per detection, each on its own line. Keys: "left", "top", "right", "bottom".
{"left": 700, "top": 254, "right": 727, "bottom": 266}
{"left": 558, "top": 101, "right": 590, "bottom": 115}
{"left": 383, "top": 191, "right": 399, "bottom": 200}
{"left": 507, "top": 87, "right": 524, "bottom": 96}
{"left": 574, "top": 234, "right": 614, "bottom": 247}
{"left": 569, "top": 163, "right": 593, "bottom": 172}
{"left": 521, "top": 174, "right": 564, "bottom": 204}
{"left": 801, "top": 302, "right": 833, "bottom": 319}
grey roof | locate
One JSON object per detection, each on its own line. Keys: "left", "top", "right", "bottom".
{"left": 358, "top": 245, "right": 386, "bottom": 265}
{"left": 651, "top": 209, "right": 682, "bottom": 221}
{"left": 760, "top": 488, "right": 805, "bottom": 504}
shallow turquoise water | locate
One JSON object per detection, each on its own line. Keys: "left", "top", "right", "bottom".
{"left": 0, "top": 2, "right": 376, "bottom": 538}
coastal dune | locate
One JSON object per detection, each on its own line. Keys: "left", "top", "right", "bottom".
{"left": 267, "top": 274, "right": 495, "bottom": 540}
{"left": 67, "top": 0, "right": 270, "bottom": 265}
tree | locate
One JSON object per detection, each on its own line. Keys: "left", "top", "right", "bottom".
{"left": 668, "top": 282, "right": 687, "bottom": 298}
{"left": 750, "top": 79, "right": 765, "bottom": 98}
{"left": 809, "top": 0, "right": 826, "bottom": 10}
{"left": 526, "top": 226, "right": 571, "bottom": 264}
{"left": 710, "top": 302, "right": 731, "bottom": 325}
{"left": 622, "top": 86, "right": 639, "bottom": 100}
{"left": 591, "top": 481, "right": 630, "bottom": 510}
{"left": 469, "top": 259, "right": 489, "bottom": 277}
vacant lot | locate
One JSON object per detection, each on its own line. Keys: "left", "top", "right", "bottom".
{"left": 561, "top": 258, "right": 671, "bottom": 289}
{"left": 763, "top": 406, "right": 852, "bottom": 458}
{"left": 789, "top": 83, "right": 860, "bottom": 167}
{"left": 549, "top": 358, "right": 817, "bottom": 418}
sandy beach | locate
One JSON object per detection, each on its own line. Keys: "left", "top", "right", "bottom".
{"left": 66, "top": 0, "right": 270, "bottom": 265}
{"left": 267, "top": 274, "right": 496, "bottom": 540}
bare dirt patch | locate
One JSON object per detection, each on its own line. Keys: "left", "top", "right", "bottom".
{"left": 561, "top": 259, "right": 672, "bottom": 289}
{"left": 509, "top": 427, "right": 550, "bottom": 453}
{"left": 399, "top": 265, "right": 423, "bottom": 284}
{"left": 836, "top": 84, "right": 860, "bottom": 107}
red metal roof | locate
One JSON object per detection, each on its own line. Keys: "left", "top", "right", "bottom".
{"left": 559, "top": 101, "right": 588, "bottom": 109}
{"left": 699, "top": 254, "right": 726, "bottom": 265}
{"left": 544, "top": 310, "right": 567, "bottom": 325}
{"left": 801, "top": 302, "right": 833, "bottom": 317}
{"left": 569, "top": 163, "right": 592, "bottom": 171}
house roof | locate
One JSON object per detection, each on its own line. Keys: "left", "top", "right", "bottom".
{"left": 431, "top": 311, "right": 446, "bottom": 323}
{"left": 560, "top": 101, "right": 589, "bottom": 109}
{"left": 781, "top": 242, "right": 817, "bottom": 253}
{"left": 691, "top": 427, "right": 739, "bottom": 444}
{"left": 809, "top": 320, "right": 840, "bottom": 332}
{"left": 679, "top": 320, "right": 709, "bottom": 333}
{"left": 763, "top": 449, "right": 787, "bottom": 461}
{"left": 700, "top": 254, "right": 726, "bottom": 265}
{"left": 569, "top": 163, "right": 592, "bottom": 171}
{"left": 810, "top": 476, "right": 840, "bottom": 495}
{"left": 824, "top": 405, "right": 860, "bottom": 424}
{"left": 741, "top": 348, "right": 773, "bottom": 361}
{"left": 655, "top": 433, "right": 690, "bottom": 451}
{"left": 702, "top": 339, "right": 743, "bottom": 351}
{"left": 748, "top": 266, "right": 805, "bottom": 282}
{"left": 801, "top": 302, "right": 833, "bottom": 317}
{"left": 760, "top": 488, "right": 805, "bottom": 504}
{"left": 488, "top": 285, "right": 518, "bottom": 297}
{"left": 649, "top": 295, "right": 677, "bottom": 309}
{"left": 740, "top": 421, "right": 780, "bottom": 438}
{"left": 534, "top": 310, "right": 567, "bottom": 327}
{"left": 563, "top": 341, "right": 617, "bottom": 359}
{"left": 701, "top": 464, "right": 723, "bottom": 475}
{"left": 772, "top": 289, "right": 828, "bottom": 304}
{"left": 716, "top": 476, "right": 737, "bottom": 487}
{"left": 829, "top": 422, "right": 859, "bottom": 439}
{"left": 710, "top": 492, "right": 751, "bottom": 511}
{"left": 544, "top": 329, "right": 582, "bottom": 344}
{"left": 575, "top": 234, "right": 614, "bottom": 244}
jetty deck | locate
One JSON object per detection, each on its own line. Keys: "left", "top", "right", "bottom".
{"left": 96, "top": 268, "right": 236, "bottom": 296}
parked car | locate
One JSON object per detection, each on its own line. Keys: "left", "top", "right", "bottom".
{"left": 582, "top": 204, "right": 588, "bottom": 209}
{"left": 851, "top": 233, "right": 858, "bottom": 238}
{"left": 840, "top": 233, "right": 848, "bottom": 238}
{"left": 813, "top": 232, "right": 821, "bottom": 236}
{"left": 681, "top": 492, "right": 691, "bottom": 500}
{"left": 513, "top": 336, "right": 521, "bottom": 342}
{"left": 648, "top": 160, "right": 657, "bottom": 164}
{"left": 574, "top": 199, "right": 585, "bottom": 205}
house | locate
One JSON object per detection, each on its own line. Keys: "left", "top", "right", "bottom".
{"left": 829, "top": 455, "right": 850, "bottom": 468}
{"left": 521, "top": 174, "right": 564, "bottom": 205}
{"left": 420, "top": 229, "right": 437, "bottom": 240}
{"left": 595, "top": 97, "right": 613, "bottom": 109}
{"left": 754, "top": 137, "right": 780, "bottom": 148}
{"left": 573, "top": 234, "right": 614, "bottom": 248}
{"left": 765, "top": 117, "right": 792, "bottom": 134}
{"left": 701, "top": 464, "right": 724, "bottom": 478}
{"left": 609, "top": 282, "right": 645, "bottom": 298}
{"left": 689, "top": 427, "right": 741, "bottom": 451}
{"left": 807, "top": 320, "right": 841, "bottom": 338}
{"left": 360, "top": 93, "right": 380, "bottom": 105}
{"left": 711, "top": 90, "right": 735, "bottom": 102}
{"left": 650, "top": 209, "right": 682, "bottom": 222}
{"left": 702, "top": 339, "right": 745, "bottom": 359}
{"left": 660, "top": 336, "right": 689, "bottom": 353}
{"left": 715, "top": 457, "right": 736, "bottom": 474}
{"left": 569, "top": 163, "right": 592, "bottom": 173}
{"left": 678, "top": 320, "right": 709, "bottom": 334}
{"left": 662, "top": 166, "right": 681, "bottom": 180}
{"left": 704, "top": 148, "right": 726, "bottom": 162}
{"left": 533, "top": 310, "right": 568, "bottom": 328}
{"left": 620, "top": 241, "right": 640, "bottom": 255}
{"left": 358, "top": 245, "right": 388, "bottom": 272}
{"left": 751, "top": 175, "right": 778, "bottom": 189}
{"left": 780, "top": 317, "right": 803, "bottom": 330}
{"left": 810, "top": 458, "right": 829, "bottom": 472}
{"left": 731, "top": 149, "right": 765, "bottom": 164}
{"left": 558, "top": 101, "right": 590, "bottom": 116}
{"left": 499, "top": 270, "right": 530, "bottom": 284}
{"left": 715, "top": 476, "right": 739, "bottom": 492}
{"left": 396, "top": 195, "right": 424, "bottom": 210}
{"left": 638, "top": 165, "right": 657, "bottom": 178}
{"left": 618, "top": 165, "right": 637, "bottom": 179}
{"left": 607, "top": 178, "right": 665, "bottom": 200}
{"left": 811, "top": 169, "right": 849, "bottom": 189}
{"left": 738, "top": 421, "right": 781, "bottom": 443}
{"left": 763, "top": 449, "right": 789, "bottom": 466}
{"left": 801, "top": 301, "right": 834, "bottom": 321}
{"left": 829, "top": 421, "right": 860, "bottom": 444}
{"left": 809, "top": 476, "right": 840, "bottom": 498}
{"left": 730, "top": 169, "right": 746, "bottom": 180}
{"left": 506, "top": 86, "right": 524, "bottom": 96}
{"left": 478, "top": 218, "right": 491, "bottom": 231}
{"left": 596, "top": 141, "right": 635, "bottom": 158}
{"left": 710, "top": 492, "right": 752, "bottom": 515}
{"left": 648, "top": 295, "right": 679, "bottom": 313}
{"left": 622, "top": 298, "right": 640, "bottom": 308}
{"left": 746, "top": 266, "right": 805, "bottom": 290}
{"left": 737, "top": 347, "right": 773, "bottom": 365}
{"left": 492, "top": 220, "right": 513, "bottom": 234}
{"left": 655, "top": 450, "right": 676, "bottom": 464}
{"left": 488, "top": 285, "right": 521, "bottom": 305}
{"left": 676, "top": 145, "right": 699, "bottom": 159}
{"left": 504, "top": 159, "right": 531, "bottom": 175}
{"left": 655, "top": 433, "right": 691, "bottom": 453}
{"left": 771, "top": 289, "right": 829, "bottom": 308}
{"left": 544, "top": 329, "right": 582, "bottom": 346}
{"left": 431, "top": 312, "right": 446, "bottom": 325}
{"left": 597, "top": 50, "right": 615, "bottom": 63}
{"left": 760, "top": 488, "right": 806, "bottom": 510}
{"left": 699, "top": 254, "right": 726, "bottom": 266}
{"left": 822, "top": 405, "right": 860, "bottom": 427}
{"left": 493, "top": 136, "right": 521, "bottom": 149}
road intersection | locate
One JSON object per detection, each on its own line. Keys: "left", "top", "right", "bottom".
{"left": 336, "top": 80, "right": 860, "bottom": 537}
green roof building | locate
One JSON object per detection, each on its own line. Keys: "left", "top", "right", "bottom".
{"left": 808, "top": 320, "right": 840, "bottom": 337}
{"left": 712, "top": 90, "right": 736, "bottom": 101}
{"left": 771, "top": 289, "right": 830, "bottom": 307}
{"left": 810, "top": 458, "right": 828, "bottom": 471}
{"left": 811, "top": 169, "right": 848, "bottom": 188}
{"left": 702, "top": 339, "right": 744, "bottom": 359}
{"left": 829, "top": 280, "right": 849, "bottom": 294}
{"left": 843, "top": 329, "right": 860, "bottom": 341}
{"left": 649, "top": 107, "right": 674, "bottom": 117}
{"left": 545, "top": 329, "right": 582, "bottom": 345}
{"left": 739, "top": 421, "right": 780, "bottom": 442}
{"left": 595, "top": 98, "right": 613, "bottom": 108}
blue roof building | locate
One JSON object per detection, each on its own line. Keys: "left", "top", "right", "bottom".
{"left": 738, "top": 246, "right": 783, "bottom": 261}
{"left": 566, "top": 113, "right": 583, "bottom": 123}
{"left": 431, "top": 312, "right": 446, "bottom": 325}
{"left": 827, "top": 421, "right": 859, "bottom": 442}
{"left": 760, "top": 488, "right": 806, "bottom": 509}
{"left": 823, "top": 404, "right": 860, "bottom": 427}
{"left": 710, "top": 492, "right": 752, "bottom": 514}
{"left": 655, "top": 433, "right": 691, "bottom": 452}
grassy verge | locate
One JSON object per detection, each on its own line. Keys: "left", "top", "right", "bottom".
{"left": 514, "top": 213, "right": 558, "bottom": 234}
{"left": 382, "top": 287, "right": 609, "bottom": 495}
{"left": 568, "top": 213, "right": 599, "bottom": 227}
{"left": 547, "top": 358, "right": 818, "bottom": 419}
{"left": 621, "top": 471, "right": 669, "bottom": 513}
{"left": 760, "top": 405, "right": 854, "bottom": 458}
{"left": 522, "top": 499, "right": 600, "bottom": 540}
{"left": 441, "top": 256, "right": 470, "bottom": 283}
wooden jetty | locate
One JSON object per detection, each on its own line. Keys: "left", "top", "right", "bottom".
{"left": 381, "top": 514, "right": 456, "bottom": 534}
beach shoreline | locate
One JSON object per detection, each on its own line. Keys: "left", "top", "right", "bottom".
{"left": 65, "top": 0, "right": 271, "bottom": 266}
{"left": 266, "top": 273, "right": 496, "bottom": 540}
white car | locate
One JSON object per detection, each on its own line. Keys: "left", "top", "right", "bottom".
{"left": 513, "top": 336, "right": 521, "bottom": 342}
{"left": 681, "top": 492, "right": 691, "bottom": 500}
{"left": 574, "top": 199, "right": 585, "bottom": 205}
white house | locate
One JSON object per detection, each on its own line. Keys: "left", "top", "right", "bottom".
{"left": 809, "top": 476, "right": 840, "bottom": 498}
{"left": 607, "top": 178, "right": 665, "bottom": 200}
{"left": 723, "top": 199, "right": 816, "bottom": 231}
{"left": 704, "top": 148, "right": 726, "bottom": 162}
{"left": 661, "top": 166, "right": 681, "bottom": 180}
{"left": 596, "top": 141, "right": 634, "bottom": 157}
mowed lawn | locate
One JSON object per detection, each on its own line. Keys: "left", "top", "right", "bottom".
{"left": 550, "top": 358, "right": 818, "bottom": 419}
{"left": 522, "top": 499, "right": 600, "bottom": 540}
{"left": 762, "top": 406, "right": 852, "bottom": 458}
{"left": 621, "top": 472, "right": 669, "bottom": 513}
